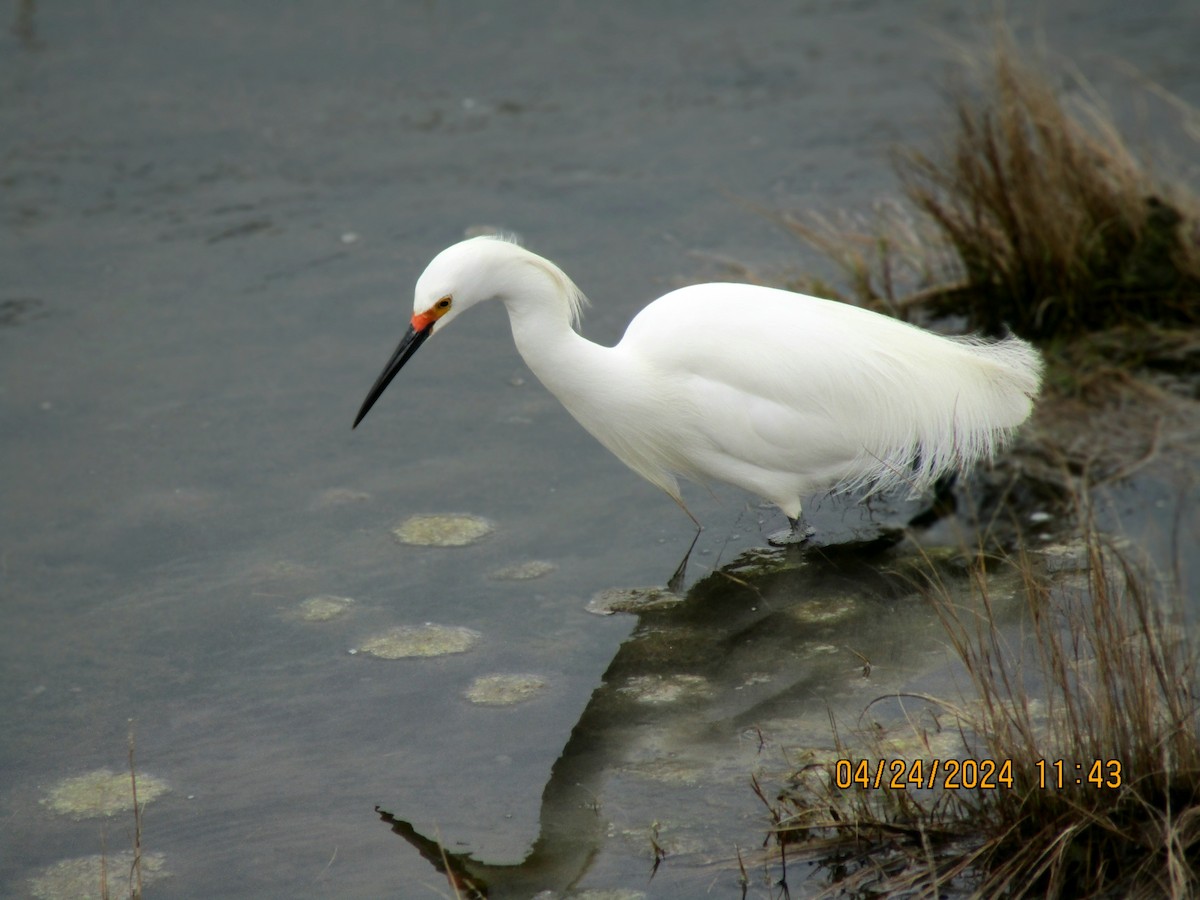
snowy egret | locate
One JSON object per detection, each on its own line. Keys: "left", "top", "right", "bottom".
{"left": 354, "top": 236, "right": 1042, "bottom": 543}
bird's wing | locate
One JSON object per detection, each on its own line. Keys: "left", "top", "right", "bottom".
{"left": 617, "top": 283, "right": 968, "bottom": 494}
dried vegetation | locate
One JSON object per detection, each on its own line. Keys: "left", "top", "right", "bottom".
{"left": 759, "top": 30, "right": 1200, "bottom": 899}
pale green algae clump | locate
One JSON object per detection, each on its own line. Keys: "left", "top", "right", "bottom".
{"left": 465, "top": 673, "right": 547, "bottom": 705}
{"left": 29, "top": 852, "right": 168, "bottom": 899}
{"left": 393, "top": 514, "right": 493, "bottom": 546}
{"left": 586, "top": 586, "right": 682, "bottom": 615}
{"left": 785, "top": 596, "right": 860, "bottom": 624}
{"left": 297, "top": 594, "right": 355, "bottom": 621}
{"left": 41, "top": 769, "right": 170, "bottom": 819}
{"left": 617, "top": 674, "right": 713, "bottom": 704}
{"left": 488, "top": 560, "right": 557, "bottom": 580}
{"left": 358, "top": 624, "right": 481, "bottom": 658}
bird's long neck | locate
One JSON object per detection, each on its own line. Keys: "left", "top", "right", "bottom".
{"left": 500, "top": 266, "right": 616, "bottom": 413}
{"left": 496, "top": 255, "right": 679, "bottom": 504}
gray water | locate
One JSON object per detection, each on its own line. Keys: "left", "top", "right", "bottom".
{"left": 3, "top": 2, "right": 1199, "bottom": 897}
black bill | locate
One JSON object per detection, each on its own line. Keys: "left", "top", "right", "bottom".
{"left": 352, "top": 322, "right": 433, "bottom": 428}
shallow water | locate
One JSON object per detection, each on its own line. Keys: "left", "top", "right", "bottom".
{"left": 3, "top": 2, "right": 1199, "bottom": 897}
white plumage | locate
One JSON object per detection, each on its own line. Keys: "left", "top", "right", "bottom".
{"left": 354, "top": 236, "right": 1043, "bottom": 541}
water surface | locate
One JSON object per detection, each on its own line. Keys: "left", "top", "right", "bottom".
{"left": 3, "top": 2, "right": 1198, "bottom": 896}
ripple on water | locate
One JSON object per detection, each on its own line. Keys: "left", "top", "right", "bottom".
{"left": 393, "top": 514, "right": 494, "bottom": 546}
{"left": 488, "top": 559, "right": 557, "bottom": 580}
{"left": 357, "top": 623, "right": 482, "bottom": 658}
{"left": 310, "top": 487, "right": 372, "bottom": 509}
{"left": 41, "top": 769, "right": 170, "bottom": 820}
{"left": 464, "top": 673, "right": 548, "bottom": 705}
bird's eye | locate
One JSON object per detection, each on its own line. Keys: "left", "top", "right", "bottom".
{"left": 435, "top": 297, "right": 452, "bottom": 310}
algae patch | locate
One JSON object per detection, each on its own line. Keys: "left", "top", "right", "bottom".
{"left": 41, "top": 769, "right": 169, "bottom": 820}
{"left": 297, "top": 594, "right": 355, "bottom": 621}
{"left": 785, "top": 597, "right": 860, "bottom": 624}
{"left": 587, "top": 586, "right": 683, "bottom": 616}
{"left": 358, "top": 623, "right": 482, "bottom": 659}
{"left": 617, "top": 674, "right": 712, "bottom": 705}
{"left": 464, "top": 673, "right": 547, "bottom": 705}
{"left": 29, "top": 852, "right": 168, "bottom": 900}
{"left": 393, "top": 514, "right": 493, "bottom": 546}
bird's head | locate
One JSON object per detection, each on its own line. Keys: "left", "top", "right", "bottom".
{"left": 352, "top": 236, "right": 521, "bottom": 428}
{"left": 409, "top": 236, "right": 517, "bottom": 334}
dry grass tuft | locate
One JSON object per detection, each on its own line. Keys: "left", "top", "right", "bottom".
{"left": 783, "top": 30, "right": 1200, "bottom": 372}
{"left": 901, "top": 36, "right": 1200, "bottom": 339}
{"left": 779, "top": 28, "right": 1200, "bottom": 535}
{"left": 763, "top": 511, "right": 1200, "bottom": 898}
{"left": 755, "top": 26, "right": 1200, "bottom": 900}
{"left": 938, "top": 531, "right": 1199, "bottom": 897}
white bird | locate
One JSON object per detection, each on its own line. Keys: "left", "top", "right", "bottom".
{"left": 354, "top": 236, "right": 1043, "bottom": 544}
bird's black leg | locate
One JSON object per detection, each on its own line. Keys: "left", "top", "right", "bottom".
{"left": 668, "top": 525, "right": 701, "bottom": 594}
{"left": 664, "top": 495, "right": 703, "bottom": 593}
{"left": 768, "top": 515, "right": 815, "bottom": 547}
